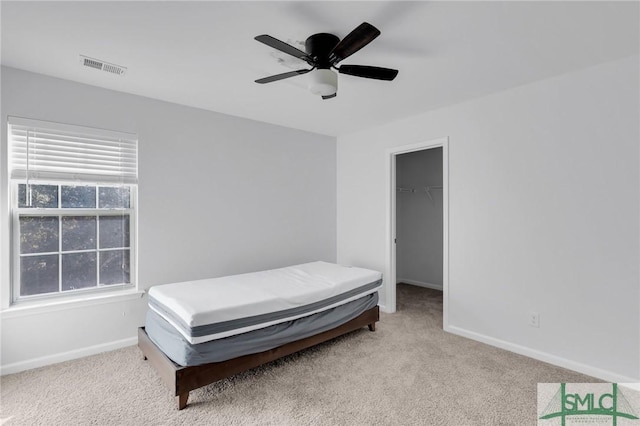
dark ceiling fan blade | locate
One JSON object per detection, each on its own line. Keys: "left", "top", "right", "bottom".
{"left": 322, "top": 93, "right": 337, "bottom": 100}
{"left": 255, "top": 68, "right": 312, "bottom": 84}
{"left": 338, "top": 65, "right": 398, "bottom": 81}
{"left": 329, "top": 22, "right": 381, "bottom": 64}
{"left": 255, "top": 35, "right": 313, "bottom": 63}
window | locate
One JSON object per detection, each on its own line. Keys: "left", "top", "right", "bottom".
{"left": 8, "top": 117, "right": 138, "bottom": 303}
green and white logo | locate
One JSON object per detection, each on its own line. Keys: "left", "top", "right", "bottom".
{"left": 538, "top": 383, "right": 640, "bottom": 425}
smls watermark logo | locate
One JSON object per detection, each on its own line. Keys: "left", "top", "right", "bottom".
{"left": 538, "top": 383, "right": 640, "bottom": 425}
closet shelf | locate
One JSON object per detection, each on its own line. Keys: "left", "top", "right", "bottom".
{"left": 423, "top": 185, "right": 442, "bottom": 202}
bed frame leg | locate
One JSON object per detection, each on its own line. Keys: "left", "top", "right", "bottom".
{"left": 177, "top": 392, "right": 189, "bottom": 410}
{"left": 368, "top": 323, "right": 376, "bottom": 332}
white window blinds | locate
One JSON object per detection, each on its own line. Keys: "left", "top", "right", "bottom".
{"left": 9, "top": 117, "right": 138, "bottom": 184}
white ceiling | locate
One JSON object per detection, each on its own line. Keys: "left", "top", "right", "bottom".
{"left": 1, "top": 1, "right": 638, "bottom": 136}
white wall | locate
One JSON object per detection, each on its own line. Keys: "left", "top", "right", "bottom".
{"left": 337, "top": 56, "right": 640, "bottom": 382}
{"left": 396, "top": 148, "right": 443, "bottom": 288}
{"left": 0, "top": 66, "right": 336, "bottom": 373}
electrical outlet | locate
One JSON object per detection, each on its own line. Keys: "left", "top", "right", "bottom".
{"left": 529, "top": 312, "right": 540, "bottom": 328}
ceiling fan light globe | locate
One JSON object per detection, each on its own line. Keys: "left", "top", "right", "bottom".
{"left": 308, "top": 69, "right": 337, "bottom": 96}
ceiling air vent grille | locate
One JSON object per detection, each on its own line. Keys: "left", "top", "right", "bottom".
{"left": 79, "top": 55, "right": 127, "bottom": 76}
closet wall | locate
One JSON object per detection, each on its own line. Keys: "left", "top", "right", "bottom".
{"left": 396, "top": 148, "right": 443, "bottom": 289}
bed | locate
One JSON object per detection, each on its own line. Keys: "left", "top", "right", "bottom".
{"left": 138, "top": 261, "right": 382, "bottom": 409}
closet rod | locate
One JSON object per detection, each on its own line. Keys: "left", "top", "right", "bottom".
{"left": 396, "top": 187, "right": 416, "bottom": 193}
{"left": 397, "top": 185, "right": 443, "bottom": 198}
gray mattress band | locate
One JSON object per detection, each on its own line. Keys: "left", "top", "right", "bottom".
{"left": 145, "top": 292, "right": 379, "bottom": 366}
{"left": 149, "top": 278, "right": 382, "bottom": 338}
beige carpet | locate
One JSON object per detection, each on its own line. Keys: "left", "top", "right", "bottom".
{"left": 1, "top": 284, "right": 596, "bottom": 425}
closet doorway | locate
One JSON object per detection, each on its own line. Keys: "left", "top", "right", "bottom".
{"left": 386, "top": 138, "right": 448, "bottom": 326}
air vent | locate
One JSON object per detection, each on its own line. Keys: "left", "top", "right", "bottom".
{"left": 79, "top": 55, "right": 127, "bottom": 76}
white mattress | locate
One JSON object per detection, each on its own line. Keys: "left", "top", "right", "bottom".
{"left": 148, "top": 261, "right": 382, "bottom": 344}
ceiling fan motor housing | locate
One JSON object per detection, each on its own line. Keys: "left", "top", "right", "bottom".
{"left": 305, "top": 33, "right": 339, "bottom": 68}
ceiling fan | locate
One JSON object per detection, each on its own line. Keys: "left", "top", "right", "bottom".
{"left": 254, "top": 22, "right": 399, "bottom": 100}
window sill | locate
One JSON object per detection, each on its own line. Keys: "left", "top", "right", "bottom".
{"left": 1, "top": 289, "right": 145, "bottom": 319}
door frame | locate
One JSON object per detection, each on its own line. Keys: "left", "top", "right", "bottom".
{"left": 384, "top": 137, "right": 449, "bottom": 327}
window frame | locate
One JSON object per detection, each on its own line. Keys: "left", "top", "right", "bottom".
{"left": 10, "top": 181, "right": 138, "bottom": 304}
{"left": 7, "top": 116, "right": 139, "bottom": 307}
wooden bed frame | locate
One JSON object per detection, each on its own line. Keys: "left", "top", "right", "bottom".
{"left": 138, "top": 305, "right": 379, "bottom": 410}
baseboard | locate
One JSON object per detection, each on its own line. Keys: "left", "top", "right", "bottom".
{"left": 445, "top": 325, "right": 639, "bottom": 384}
{"left": 4, "top": 320, "right": 635, "bottom": 383}
{"left": 1, "top": 337, "right": 137, "bottom": 376}
{"left": 397, "top": 278, "right": 443, "bottom": 291}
